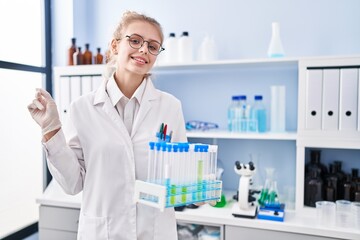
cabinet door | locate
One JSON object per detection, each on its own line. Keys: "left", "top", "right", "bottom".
{"left": 39, "top": 229, "right": 77, "bottom": 240}
{"left": 225, "top": 225, "right": 339, "bottom": 240}
{"left": 39, "top": 205, "right": 80, "bottom": 232}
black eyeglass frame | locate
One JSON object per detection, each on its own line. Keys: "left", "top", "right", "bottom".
{"left": 118, "top": 34, "right": 165, "bottom": 56}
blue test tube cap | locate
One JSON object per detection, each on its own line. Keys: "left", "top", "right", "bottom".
{"left": 173, "top": 144, "right": 179, "bottom": 152}
{"left": 166, "top": 143, "right": 172, "bottom": 152}
{"left": 194, "top": 144, "right": 202, "bottom": 152}
{"left": 149, "top": 142, "right": 155, "bottom": 150}
{"left": 155, "top": 142, "right": 162, "bottom": 151}
{"left": 183, "top": 143, "right": 190, "bottom": 152}
{"left": 204, "top": 144, "right": 209, "bottom": 152}
{"left": 161, "top": 142, "right": 167, "bottom": 151}
{"left": 178, "top": 143, "right": 184, "bottom": 152}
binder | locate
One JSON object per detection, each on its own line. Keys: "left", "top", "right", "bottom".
{"left": 91, "top": 76, "right": 103, "bottom": 91}
{"left": 305, "top": 69, "right": 323, "bottom": 130}
{"left": 59, "top": 76, "right": 71, "bottom": 124}
{"left": 339, "top": 68, "right": 358, "bottom": 131}
{"left": 70, "top": 76, "right": 81, "bottom": 103}
{"left": 322, "top": 69, "right": 340, "bottom": 130}
{"left": 81, "top": 76, "right": 92, "bottom": 95}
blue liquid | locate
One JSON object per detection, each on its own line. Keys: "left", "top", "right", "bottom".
{"left": 257, "top": 109, "right": 267, "bottom": 133}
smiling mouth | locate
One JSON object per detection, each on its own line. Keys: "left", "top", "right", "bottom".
{"left": 131, "top": 56, "right": 148, "bottom": 64}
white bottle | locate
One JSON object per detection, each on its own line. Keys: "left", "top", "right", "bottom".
{"left": 197, "top": 35, "right": 217, "bottom": 62}
{"left": 267, "top": 22, "right": 285, "bottom": 58}
{"left": 178, "top": 31, "right": 193, "bottom": 63}
{"left": 162, "top": 33, "right": 178, "bottom": 65}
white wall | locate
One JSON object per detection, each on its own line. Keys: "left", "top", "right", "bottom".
{"left": 52, "top": 0, "right": 360, "bottom": 66}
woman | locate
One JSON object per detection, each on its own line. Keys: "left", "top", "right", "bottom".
{"left": 28, "top": 11, "right": 187, "bottom": 240}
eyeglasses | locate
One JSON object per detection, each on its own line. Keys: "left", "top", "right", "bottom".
{"left": 122, "top": 34, "right": 164, "bottom": 56}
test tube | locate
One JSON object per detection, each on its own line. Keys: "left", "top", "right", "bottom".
{"left": 170, "top": 144, "right": 179, "bottom": 205}
{"left": 159, "top": 143, "right": 167, "bottom": 185}
{"left": 195, "top": 144, "right": 204, "bottom": 201}
{"left": 147, "top": 142, "right": 155, "bottom": 183}
{"left": 154, "top": 142, "right": 162, "bottom": 184}
{"left": 164, "top": 143, "right": 172, "bottom": 206}
{"left": 183, "top": 143, "right": 190, "bottom": 203}
{"left": 202, "top": 145, "right": 209, "bottom": 199}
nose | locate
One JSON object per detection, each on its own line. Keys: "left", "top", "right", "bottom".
{"left": 139, "top": 41, "right": 149, "bottom": 54}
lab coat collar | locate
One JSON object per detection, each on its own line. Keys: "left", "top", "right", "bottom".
{"left": 94, "top": 75, "right": 159, "bottom": 105}
{"left": 93, "top": 74, "right": 160, "bottom": 138}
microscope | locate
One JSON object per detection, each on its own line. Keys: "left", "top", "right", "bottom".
{"left": 231, "top": 161, "right": 259, "bottom": 218}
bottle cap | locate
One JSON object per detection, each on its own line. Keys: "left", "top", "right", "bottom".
{"left": 181, "top": 31, "right": 189, "bottom": 37}
{"left": 254, "top": 95, "right": 263, "bottom": 100}
{"left": 169, "top": 33, "right": 176, "bottom": 37}
{"left": 238, "top": 95, "right": 247, "bottom": 100}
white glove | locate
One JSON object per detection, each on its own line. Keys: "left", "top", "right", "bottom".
{"left": 27, "top": 88, "right": 62, "bottom": 136}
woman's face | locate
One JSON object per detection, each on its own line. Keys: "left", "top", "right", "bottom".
{"left": 114, "top": 21, "right": 162, "bottom": 77}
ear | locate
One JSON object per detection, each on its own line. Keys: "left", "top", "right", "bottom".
{"left": 110, "top": 39, "right": 118, "bottom": 54}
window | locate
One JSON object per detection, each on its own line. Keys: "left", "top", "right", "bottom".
{"left": 0, "top": 0, "right": 51, "bottom": 238}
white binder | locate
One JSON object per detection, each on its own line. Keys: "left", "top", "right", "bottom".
{"left": 59, "top": 76, "right": 71, "bottom": 124}
{"left": 322, "top": 69, "right": 340, "bottom": 130}
{"left": 70, "top": 76, "right": 81, "bottom": 103}
{"left": 91, "top": 75, "right": 103, "bottom": 91}
{"left": 305, "top": 69, "right": 323, "bottom": 130}
{"left": 339, "top": 68, "right": 358, "bottom": 130}
{"left": 81, "top": 76, "right": 92, "bottom": 95}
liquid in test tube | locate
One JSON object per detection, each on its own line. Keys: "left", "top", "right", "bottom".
{"left": 170, "top": 144, "right": 179, "bottom": 205}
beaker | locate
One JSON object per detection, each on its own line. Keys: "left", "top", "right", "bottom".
{"left": 258, "top": 167, "right": 275, "bottom": 206}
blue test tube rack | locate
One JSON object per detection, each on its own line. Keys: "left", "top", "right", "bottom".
{"left": 134, "top": 142, "right": 222, "bottom": 211}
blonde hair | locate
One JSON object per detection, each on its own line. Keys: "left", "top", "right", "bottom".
{"left": 104, "top": 11, "right": 164, "bottom": 78}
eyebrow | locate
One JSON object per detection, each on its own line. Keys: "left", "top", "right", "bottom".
{"left": 128, "top": 33, "right": 162, "bottom": 44}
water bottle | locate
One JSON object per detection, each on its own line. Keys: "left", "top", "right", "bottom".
{"left": 251, "top": 95, "right": 267, "bottom": 132}
{"left": 227, "top": 96, "right": 239, "bottom": 132}
{"left": 178, "top": 31, "right": 193, "bottom": 63}
{"left": 238, "top": 95, "right": 250, "bottom": 132}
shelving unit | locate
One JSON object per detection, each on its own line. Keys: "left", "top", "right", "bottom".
{"left": 39, "top": 56, "right": 360, "bottom": 239}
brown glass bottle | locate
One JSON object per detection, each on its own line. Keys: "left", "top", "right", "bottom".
{"left": 68, "top": 38, "right": 77, "bottom": 65}
{"left": 343, "top": 174, "right": 354, "bottom": 201}
{"left": 304, "top": 170, "right": 323, "bottom": 207}
{"left": 73, "top": 47, "right": 83, "bottom": 65}
{"left": 94, "top": 48, "right": 104, "bottom": 64}
{"left": 83, "top": 43, "right": 93, "bottom": 65}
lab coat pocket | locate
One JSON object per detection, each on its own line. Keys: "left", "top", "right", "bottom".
{"left": 78, "top": 213, "right": 109, "bottom": 240}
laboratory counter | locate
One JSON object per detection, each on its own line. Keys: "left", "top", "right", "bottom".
{"left": 36, "top": 181, "right": 360, "bottom": 240}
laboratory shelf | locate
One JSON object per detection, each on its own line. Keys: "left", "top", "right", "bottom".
{"left": 153, "top": 57, "right": 299, "bottom": 73}
{"left": 186, "top": 130, "right": 297, "bottom": 140}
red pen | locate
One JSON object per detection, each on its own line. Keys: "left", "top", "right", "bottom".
{"left": 163, "top": 124, "right": 167, "bottom": 141}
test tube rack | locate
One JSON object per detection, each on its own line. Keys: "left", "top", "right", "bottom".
{"left": 134, "top": 142, "right": 222, "bottom": 211}
{"left": 134, "top": 179, "right": 222, "bottom": 211}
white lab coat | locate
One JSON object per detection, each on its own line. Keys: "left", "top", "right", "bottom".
{"left": 43, "top": 76, "right": 187, "bottom": 240}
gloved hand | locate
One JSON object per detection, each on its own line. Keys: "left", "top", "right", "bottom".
{"left": 27, "top": 88, "right": 62, "bottom": 136}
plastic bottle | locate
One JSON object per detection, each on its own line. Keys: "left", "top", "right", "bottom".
{"left": 238, "top": 95, "right": 250, "bottom": 132}
{"left": 162, "top": 33, "right": 178, "bottom": 65}
{"left": 227, "top": 96, "right": 239, "bottom": 132}
{"left": 250, "top": 95, "right": 267, "bottom": 132}
{"left": 197, "top": 35, "right": 217, "bottom": 62}
{"left": 68, "top": 38, "right": 77, "bottom": 65}
{"left": 94, "top": 47, "right": 104, "bottom": 64}
{"left": 178, "top": 31, "right": 193, "bottom": 63}
{"left": 267, "top": 22, "right": 285, "bottom": 58}
{"left": 83, "top": 43, "right": 93, "bottom": 65}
